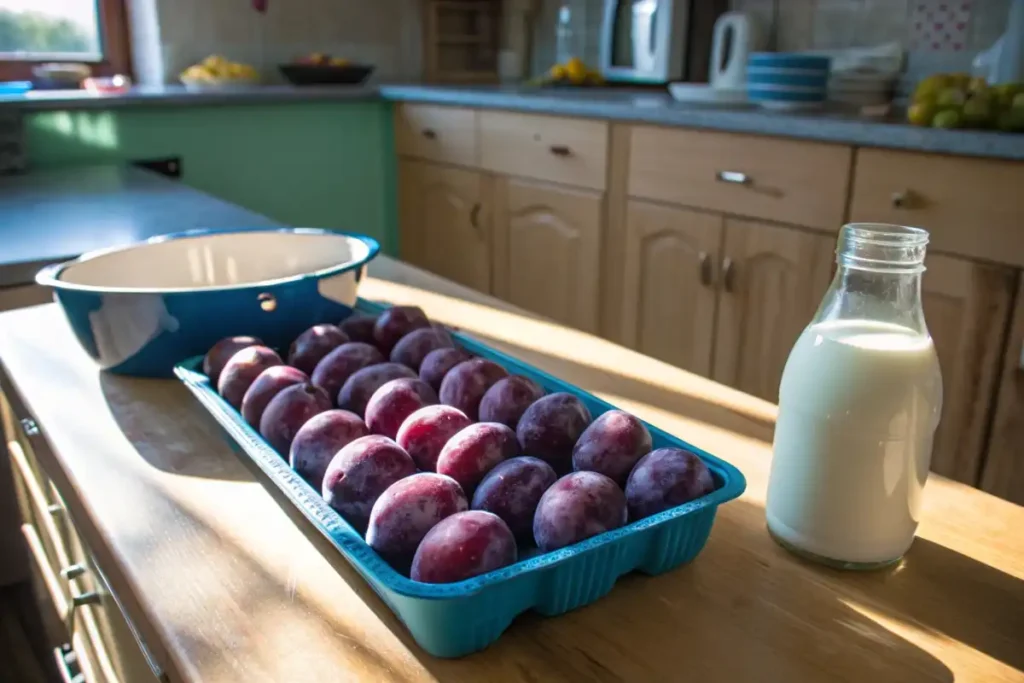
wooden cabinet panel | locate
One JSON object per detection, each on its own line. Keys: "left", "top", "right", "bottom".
{"left": 621, "top": 200, "right": 721, "bottom": 376}
{"left": 850, "top": 148, "right": 1024, "bottom": 268}
{"left": 393, "top": 105, "right": 478, "bottom": 168}
{"left": 980, "top": 275, "right": 1024, "bottom": 504}
{"left": 921, "top": 255, "right": 1015, "bottom": 485}
{"left": 0, "top": 285, "right": 51, "bottom": 313}
{"left": 398, "top": 160, "right": 491, "bottom": 293}
{"left": 493, "top": 178, "right": 603, "bottom": 333}
{"left": 713, "top": 219, "right": 834, "bottom": 402}
{"left": 628, "top": 126, "right": 852, "bottom": 231}
{"left": 480, "top": 111, "right": 609, "bottom": 190}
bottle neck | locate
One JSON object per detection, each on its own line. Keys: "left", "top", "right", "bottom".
{"left": 811, "top": 224, "right": 930, "bottom": 336}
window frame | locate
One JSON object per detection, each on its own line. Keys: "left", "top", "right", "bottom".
{"left": 0, "top": 0, "right": 131, "bottom": 81}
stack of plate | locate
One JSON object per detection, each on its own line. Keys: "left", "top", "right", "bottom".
{"left": 828, "top": 68, "right": 896, "bottom": 108}
{"left": 746, "top": 53, "right": 831, "bottom": 111}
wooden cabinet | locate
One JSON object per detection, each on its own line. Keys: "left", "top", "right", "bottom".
{"left": 980, "top": 275, "right": 1024, "bottom": 503}
{"left": 921, "top": 255, "right": 1016, "bottom": 485}
{"left": 493, "top": 178, "right": 603, "bottom": 334}
{"left": 620, "top": 201, "right": 721, "bottom": 375}
{"left": 398, "top": 160, "right": 492, "bottom": 293}
{"left": 713, "top": 219, "right": 835, "bottom": 402}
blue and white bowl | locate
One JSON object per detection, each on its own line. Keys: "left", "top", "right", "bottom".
{"left": 36, "top": 227, "right": 380, "bottom": 377}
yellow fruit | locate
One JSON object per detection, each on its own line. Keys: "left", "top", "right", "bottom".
{"left": 948, "top": 72, "right": 971, "bottom": 88}
{"left": 932, "top": 109, "right": 962, "bottom": 129}
{"left": 549, "top": 64, "right": 568, "bottom": 81}
{"left": 968, "top": 76, "right": 988, "bottom": 93}
{"left": 962, "top": 97, "right": 993, "bottom": 128}
{"left": 1013, "top": 92, "right": 1024, "bottom": 110}
{"left": 936, "top": 87, "right": 966, "bottom": 109}
{"left": 329, "top": 57, "right": 350, "bottom": 67}
{"left": 566, "top": 57, "right": 587, "bottom": 85}
{"left": 913, "top": 74, "right": 950, "bottom": 102}
{"left": 907, "top": 101, "right": 936, "bottom": 126}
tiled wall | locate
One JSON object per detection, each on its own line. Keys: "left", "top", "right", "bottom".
{"left": 128, "top": 0, "right": 424, "bottom": 85}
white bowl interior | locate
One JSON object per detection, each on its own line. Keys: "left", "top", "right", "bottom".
{"left": 58, "top": 231, "right": 371, "bottom": 290}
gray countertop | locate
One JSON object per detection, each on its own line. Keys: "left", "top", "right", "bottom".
{"left": 0, "top": 165, "right": 279, "bottom": 288}
{"left": 5, "top": 83, "right": 1024, "bottom": 161}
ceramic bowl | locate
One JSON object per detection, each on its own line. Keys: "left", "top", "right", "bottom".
{"left": 36, "top": 228, "right": 380, "bottom": 377}
{"left": 748, "top": 53, "right": 832, "bottom": 71}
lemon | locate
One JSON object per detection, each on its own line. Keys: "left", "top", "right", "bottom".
{"left": 933, "top": 109, "right": 962, "bottom": 129}
{"left": 549, "top": 63, "right": 568, "bottom": 81}
{"left": 913, "top": 74, "right": 950, "bottom": 102}
{"left": 962, "top": 97, "right": 993, "bottom": 128}
{"left": 968, "top": 76, "right": 988, "bottom": 94}
{"left": 936, "top": 87, "right": 966, "bottom": 109}
{"left": 566, "top": 57, "right": 587, "bottom": 85}
{"left": 907, "top": 101, "right": 936, "bottom": 126}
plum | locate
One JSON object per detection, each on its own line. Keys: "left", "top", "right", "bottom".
{"left": 287, "top": 324, "right": 349, "bottom": 375}
{"left": 259, "top": 383, "right": 332, "bottom": 455}
{"left": 419, "top": 347, "right": 473, "bottom": 392}
{"left": 366, "top": 472, "right": 467, "bottom": 570}
{"left": 533, "top": 471, "right": 627, "bottom": 552}
{"left": 516, "top": 393, "right": 592, "bottom": 474}
{"left": 322, "top": 434, "right": 416, "bottom": 532}
{"left": 240, "top": 365, "right": 308, "bottom": 428}
{"left": 337, "top": 363, "right": 417, "bottom": 417}
{"left": 572, "top": 410, "right": 653, "bottom": 485}
{"left": 478, "top": 375, "right": 545, "bottom": 430}
{"left": 625, "top": 447, "right": 715, "bottom": 521}
{"left": 395, "top": 405, "right": 473, "bottom": 471}
{"left": 217, "top": 346, "right": 283, "bottom": 409}
{"left": 471, "top": 457, "right": 557, "bottom": 541}
{"left": 411, "top": 511, "right": 517, "bottom": 584}
{"left": 373, "top": 305, "right": 430, "bottom": 354}
{"left": 289, "top": 409, "right": 369, "bottom": 490}
{"left": 310, "top": 342, "right": 385, "bottom": 403}
{"left": 439, "top": 359, "right": 508, "bottom": 420}
{"left": 436, "top": 423, "right": 517, "bottom": 496}
{"left": 364, "top": 378, "right": 438, "bottom": 440}
{"left": 204, "top": 335, "right": 263, "bottom": 385}
{"left": 390, "top": 327, "right": 455, "bottom": 371}
{"left": 339, "top": 312, "right": 378, "bottom": 345}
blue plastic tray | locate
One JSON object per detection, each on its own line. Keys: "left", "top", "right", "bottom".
{"left": 174, "top": 298, "right": 746, "bottom": 657}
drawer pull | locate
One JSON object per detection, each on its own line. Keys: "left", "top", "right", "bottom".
{"left": 421, "top": 128, "right": 438, "bottom": 140}
{"left": 716, "top": 170, "right": 750, "bottom": 185}
{"left": 549, "top": 144, "right": 572, "bottom": 157}
{"left": 20, "top": 417, "right": 39, "bottom": 436}
{"left": 62, "top": 563, "right": 88, "bottom": 580}
{"left": 698, "top": 251, "right": 713, "bottom": 287}
{"left": 721, "top": 257, "right": 736, "bottom": 293}
{"left": 53, "top": 645, "right": 85, "bottom": 683}
{"left": 469, "top": 202, "right": 481, "bottom": 229}
{"left": 72, "top": 591, "right": 102, "bottom": 608}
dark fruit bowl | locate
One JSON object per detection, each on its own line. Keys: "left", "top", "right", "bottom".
{"left": 279, "top": 63, "right": 375, "bottom": 86}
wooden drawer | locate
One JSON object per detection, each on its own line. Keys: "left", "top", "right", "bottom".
{"left": 627, "top": 126, "right": 851, "bottom": 230}
{"left": 849, "top": 148, "right": 1024, "bottom": 267}
{"left": 394, "top": 104, "right": 478, "bottom": 167}
{"left": 480, "top": 111, "right": 608, "bottom": 190}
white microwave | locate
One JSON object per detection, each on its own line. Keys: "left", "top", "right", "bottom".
{"left": 599, "top": 0, "right": 693, "bottom": 83}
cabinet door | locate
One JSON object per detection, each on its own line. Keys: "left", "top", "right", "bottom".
{"left": 980, "top": 275, "right": 1024, "bottom": 504}
{"left": 620, "top": 200, "right": 721, "bottom": 376}
{"left": 493, "top": 178, "right": 603, "bottom": 333}
{"left": 923, "top": 257, "right": 1015, "bottom": 486}
{"left": 713, "top": 219, "right": 834, "bottom": 402}
{"left": 398, "top": 160, "right": 491, "bottom": 293}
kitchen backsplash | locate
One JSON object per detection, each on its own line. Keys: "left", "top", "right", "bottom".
{"left": 127, "top": 0, "right": 424, "bottom": 85}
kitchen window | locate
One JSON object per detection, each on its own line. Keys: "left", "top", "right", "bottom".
{"left": 0, "top": 0, "right": 130, "bottom": 79}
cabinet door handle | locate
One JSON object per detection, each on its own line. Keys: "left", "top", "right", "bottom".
{"left": 698, "top": 251, "right": 713, "bottom": 287}
{"left": 549, "top": 144, "right": 571, "bottom": 157}
{"left": 469, "top": 203, "right": 481, "bottom": 229}
{"left": 716, "top": 170, "right": 750, "bottom": 185}
{"left": 61, "top": 563, "right": 88, "bottom": 580}
{"left": 421, "top": 128, "right": 437, "bottom": 140}
{"left": 891, "top": 189, "right": 913, "bottom": 208}
{"left": 53, "top": 645, "right": 84, "bottom": 683}
{"left": 721, "top": 257, "right": 736, "bottom": 293}
{"left": 20, "top": 417, "right": 39, "bottom": 436}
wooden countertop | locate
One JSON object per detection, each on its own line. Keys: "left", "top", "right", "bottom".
{"left": 0, "top": 256, "right": 1022, "bottom": 683}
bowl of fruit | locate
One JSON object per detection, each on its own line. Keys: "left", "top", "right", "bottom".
{"left": 35, "top": 228, "right": 379, "bottom": 377}
{"left": 174, "top": 301, "right": 746, "bottom": 657}
{"left": 907, "top": 72, "right": 1024, "bottom": 131}
{"left": 279, "top": 53, "right": 375, "bottom": 86}
{"left": 180, "top": 55, "right": 260, "bottom": 90}
{"left": 533, "top": 56, "right": 604, "bottom": 87}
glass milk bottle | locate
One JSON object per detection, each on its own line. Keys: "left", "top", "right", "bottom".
{"left": 766, "top": 223, "right": 943, "bottom": 570}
